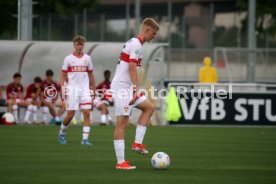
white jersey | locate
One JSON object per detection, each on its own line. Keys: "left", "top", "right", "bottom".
{"left": 62, "top": 53, "right": 93, "bottom": 91}
{"left": 112, "top": 37, "right": 143, "bottom": 86}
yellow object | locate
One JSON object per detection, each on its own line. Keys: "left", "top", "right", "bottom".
{"left": 166, "top": 87, "right": 182, "bottom": 122}
{"left": 71, "top": 117, "right": 78, "bottom": 125}
{"left": 199, "top": 56, "right": 218, "bottom": 83}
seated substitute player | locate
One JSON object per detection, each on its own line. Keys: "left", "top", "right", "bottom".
{"left": 24, "top": 76, "right": 43, "bottom": 124}
{"left": 6, "top": 73, "right": 29, "bottom": 123}
{"left": 111, "top": 18, "right": 159, "bottom": 169}
{"left": 58, "top": 35, "right": 96, "bottom": 145}
{"left": 93, "top": 70, "right": 113, "bottom": 125}
{"left": 41, "top": 69, "right": 65, "bottom": 124}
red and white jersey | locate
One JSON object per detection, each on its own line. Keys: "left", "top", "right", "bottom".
{"left": 25, "top": 83, "right": 43, "bottom": 99}
{"left": 96, "top": 81, "right": 111, "bottom": 90}
{"left": 6, "top": 82, "right": 24, "bottom": 99}
{"left": 42, "top": 80, "right": 59, "bottom": 92}
{"left": 112, "top": 37, "right": 143, "bottom": 85}
{"left": 96, "top": 80, "right": 112, "bottom": 102}
{"left": 62, "top": 53, "right": 93, "bottom": 90}
{"left": 41, "top": 80, "right": 59, "bottom": 100}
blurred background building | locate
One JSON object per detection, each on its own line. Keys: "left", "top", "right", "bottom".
{"left": 0, "top": 0, "right": 276, "bottom": 83}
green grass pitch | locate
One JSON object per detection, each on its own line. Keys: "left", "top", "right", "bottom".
{"left": 0, "top": 125, "right": 276, "bottom": 184}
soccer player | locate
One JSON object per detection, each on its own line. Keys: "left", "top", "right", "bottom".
{"left": 41, "top": 69, "right": 65, "bottom": 124}
{"left": 58, "top": 35, "right": 96, "bottom": 145}
{"left": 24, "top": 76, "right": 43, "bottom": 124}
{"left": 6, "top": 73, "right": 29, "bottom": 123}
{"left": 93, "top": 70, "right": 113, "bottom": 125}
{"left": 111, "top": 18, "right": 159, "bottom": 169}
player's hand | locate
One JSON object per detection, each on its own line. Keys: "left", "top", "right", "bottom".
{"left": 52, "top": 98, "right": 57, "bottom": 103}
{"left": 90, "top": 89, "right": 96, "bottom": 99}
{"left": 129, "top": 91, "right": 139, "bottom": 105}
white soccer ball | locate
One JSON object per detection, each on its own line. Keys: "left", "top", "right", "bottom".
{"left": 2, "top": 112, "right": 15, "bottom": 123}
{"left": 151, "top": 152, "right": 170, "bottom": 169}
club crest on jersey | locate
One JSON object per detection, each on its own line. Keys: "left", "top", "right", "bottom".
{"left": 84, "top": 60, "right": 88, "bottom": 65}
{"left": 135, "top": 50, "right": 139, "bottom": 55}
{"left": 124, "top": 106, "right": 129, "bottom": 113}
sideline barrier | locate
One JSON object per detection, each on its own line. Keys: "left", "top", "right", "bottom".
{"left": 165, "top": 83, "right": 276, "bottom": 125}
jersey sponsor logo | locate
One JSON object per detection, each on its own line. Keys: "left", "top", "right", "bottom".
{"left": 68, "top": 66, "right": 88, "bottom": 72}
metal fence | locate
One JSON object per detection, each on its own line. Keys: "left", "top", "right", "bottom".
{"left": 161, "top": 48, "right": 276, "bottom": 83}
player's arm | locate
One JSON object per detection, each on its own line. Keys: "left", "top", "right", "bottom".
{"left": 129, "top": 62, "right": 139, "bottom": 105}
{"left": 96, "top": 82, "right": 102, "bottom": 90}
{"left": 35, "top": 86, "right": 41, "bottom": 99}
{"left": 19, "top": 86, "right": 24, "bottom": 100}
{"left": 87, "top": 56, "right": 96, "bottom": 98}
{"left": 128, "top": 44, "right": 141, "bottom": 105}
{"left": 88, "top": 71, "right": 96, "bottom": 98}
{"left": 59, "top": 72, "right": 67, "bottom": 100}
{"left": 129, "top": 62, "right": 138, "bottom": 89}
{"left": 6, "top": 85, "right": 14, "bottom": 99}
{"left": 53, "top": 83, "right": 60, "bottom": 102}
{"left": 60, "top": 57, "right": 69, "bottom": 100}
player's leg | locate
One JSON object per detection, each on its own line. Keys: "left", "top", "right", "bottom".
{"left": 56, "top": 100, "right": 66, "bottom": 118}
{"left": 113, "top": 85, "right": 136, "bottom": 169}
{"left": 7, "top": 99, "right": 13, "bottom": 113}
{"left": 93, "top": 98, "right": 107, "bottom": 125}
{"left": 7, "top": 99, "right": 19, "bottom": 122}
{"left": 41, "top": 105, "right": 49, "bottom": 124}
{"left": 58, "top": 110, "right": 75, "bottom": 144}
{"left": 32, "top": 103, "right": 38, "bottom": 123}
{"left": 32, "top": 100, "right": 41, "bottom": 123}
{"left": 58, "top": 94, "right": 77, "bottom": 144}
{"left": 42, "top": 100, "right": 57, "bottom": 120}
{"left": 98, "top": 103, "right": 108, "bottom": 125}
{"left": 80, "top": 95, "right": 92, "bottom": 145}
{"left": 132, "top": 98, "right": 154, "bottom": 154}
{"left": 107, "top": 109, "right": 113, "bottom": 125}
{"left": 13, "top": 100, "right": 27, "bottom": 124}
{"left": 81, "top": 108, "right": 92, "bottom": 145}
{"left": 114, "top": 115, "right": 136, "bottom": 169}
{"left": 24, "top": 99, "right": 33, "bottom": 124}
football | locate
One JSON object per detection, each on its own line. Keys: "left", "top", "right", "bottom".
{"left": 151, "top": 152, "right": 170, "bottom": 169}
{"left": 2, "top": 112, "right": 15, "bottom": 125}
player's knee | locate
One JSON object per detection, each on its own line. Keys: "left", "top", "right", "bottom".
{"left": 43, "top": 101, "right": 50, "bottom": 106}
{"left": 67, "top": 111, "right": 75, "bottom": 119}
{"left": 82, "top": 110, "right": 90, "bottom": 117}
{"left": 102, "top": 105, "right": 108, "bottom": 113}
{"left": 7, "top": 99, "right": 13, "bottom": 105}
{"left": 147, "top": 103, "right": 155, "bottom": 115}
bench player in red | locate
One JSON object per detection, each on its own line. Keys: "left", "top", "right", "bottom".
{"left": 93, "top": 70, "right": 113, "bottom": 125}
{"left": 24, "top": 77, "right": 43, "bottom": 124}
{"left": 41, "top": 69, "right": 66, "bottom": 124}
{"left": 6, "top": 73, "right": 29, "bottom": 123}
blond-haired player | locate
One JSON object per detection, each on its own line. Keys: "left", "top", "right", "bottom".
{"left": 58, "top": 35, "right": 96, "bottom": 145}
{"left": 111, "top": 18, "right": 160, "bottom": 169}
